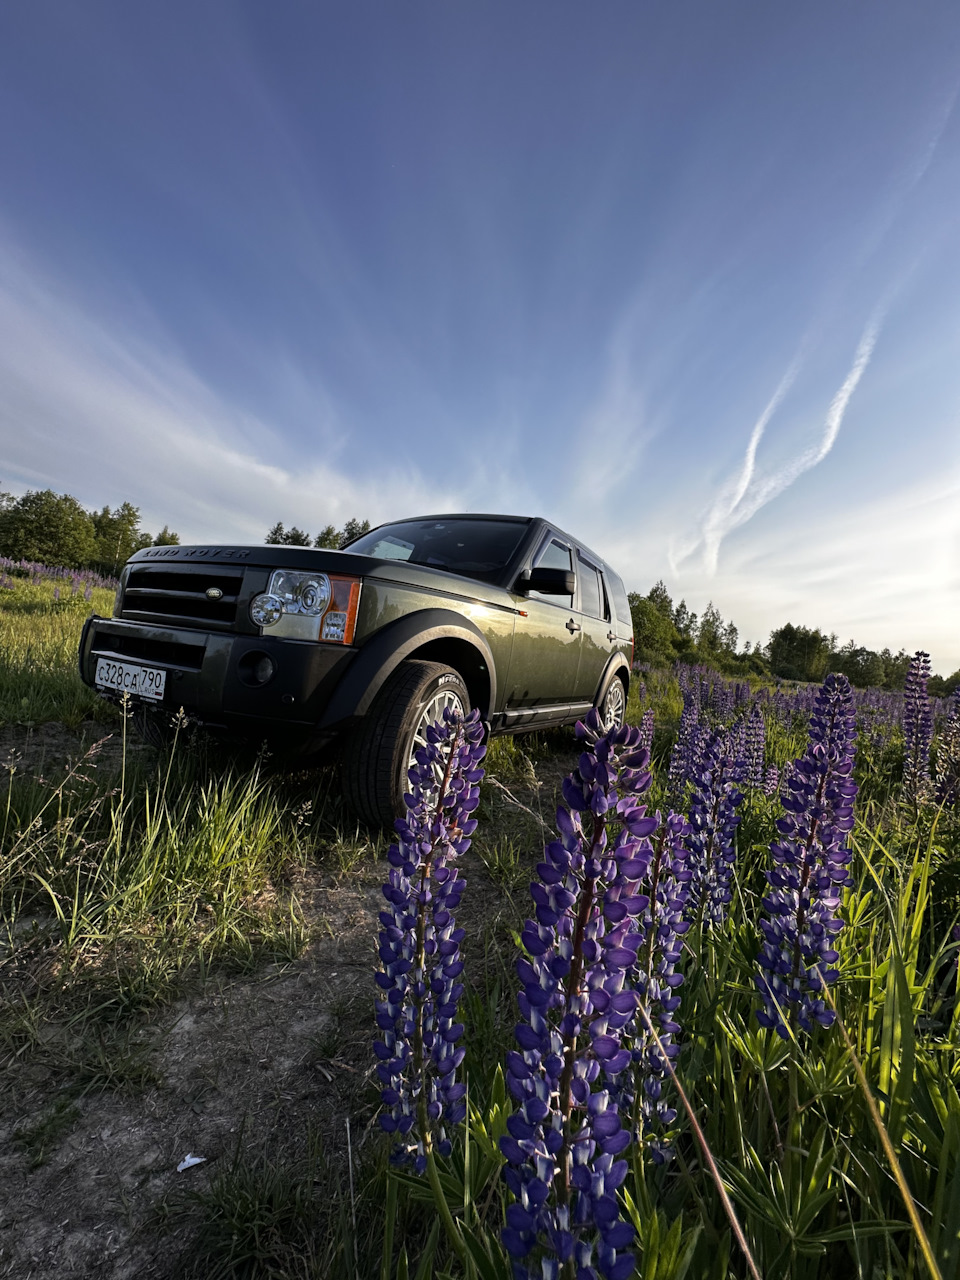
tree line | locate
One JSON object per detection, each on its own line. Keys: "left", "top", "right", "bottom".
{"left": 630, "top": 580, "right": 960, "bottom": 696}
{"left": 0, "top": 487, "right": 179, "bottom": 575}
{"left": 265, "top": 518, "right": 371, "bottom": 549}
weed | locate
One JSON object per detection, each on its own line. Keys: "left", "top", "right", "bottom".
{"left": 13, "top": 1095, "right": 81, "bottom": 1167}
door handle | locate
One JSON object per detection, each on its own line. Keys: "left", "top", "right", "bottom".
{"left": 566, "top": 619, "right": 581, "bottom": 633}
{"left": 607, "top": 630, "right": 616, "bottom": 643}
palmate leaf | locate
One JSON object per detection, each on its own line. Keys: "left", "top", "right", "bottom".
{"left": 720, "top": 1131, "right": 862, "bottom": 1261}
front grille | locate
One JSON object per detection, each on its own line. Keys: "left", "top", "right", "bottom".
{"left": 93, "top": 633, "right": 206, "bottom": 670}
{"left": 120, "top": 565, "right": 244, "bottom": 628}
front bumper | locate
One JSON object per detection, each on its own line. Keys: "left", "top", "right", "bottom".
{"left": 79, "top": 616, "right": 356, "bottom": 747}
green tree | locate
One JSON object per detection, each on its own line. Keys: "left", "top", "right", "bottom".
{"left": 339, "top": 517, "right": 370, "bottom": 547}
{"left": 629, "top": 593, "right": 680, "bottom": 666}
{"left": 673, "top": 600, "right": 698, "bottom": 643}
{"left": 929, "top": 668, "right": 960, "bottom": 698}
{"left": 697, "top": 601, "right": 724, "bottom": 654}
{"left": 0, "top": 489, "right": 97, "bottom": 568}
{"left": 647, "top": 580, "right": 674, "bottom": 619}
{"left": 265, "top": 522, "right": 312, "bottom": 546}
{"left": 767, "top": 623, "right": 832, "bottom": 682}
{"left": 878, "top": 648, "right": 911, "bottom": 690}
{"left": 153, "top": 525, "right": 180, "bottom": 546}
{"left": 314, "top": 524, "right": 339, "bottom": 549}
{"left": 829, "top": 641, "right": 885, "bottom": 688}
{"left": 92, "top": 502, "right": 152, "bottom": 573}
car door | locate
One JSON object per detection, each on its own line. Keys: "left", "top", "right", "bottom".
{"left": 574, "top": 551, "right": 616, "bottom": 702}
{"left": 503, "top": 532, "right": 584, "bottom": 715}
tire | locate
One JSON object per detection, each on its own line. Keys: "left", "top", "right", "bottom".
{"left": 597, "top": 674, "right": 627, "bottom": 733}
{"left": 341, "top": 660, "right": 471, "bottom": 828}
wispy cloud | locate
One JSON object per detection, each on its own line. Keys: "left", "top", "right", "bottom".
{"left": 0, "top": 233, "right": 441, "bottom": 542}
{"left": 673, "top": 312, "right": 883, "bottom": 575}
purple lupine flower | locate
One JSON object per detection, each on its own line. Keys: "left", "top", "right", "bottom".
{"left": 667, "top": 693, "right": 706, "bottom": 802}
{"left": 744, "top": 704, "right": 766, "bottom": 789}
{"left": 53, "top": 586, "right": 61, "bottom": 602}
{"left": 763, "top": 764, "right": 781, "bottom": 798}
{"left": 903, "top": 651, "right": 933, "bottom": 805}
{"left": 755, "top": 673, "right": 857, "bottom": 1039}
{"left": 374, "top": 707, "right": 486, "bottom": 1172}
{"left": 683, "top": 728, "right": 745, "bottom": 927}
{"left": 711, "top": 679, "right": 735, "bottom": 726}
{"left": 638, "top": 708, "right": 654, "bottom": 759}
{"left": 623, "top": 810, "right": 692, "bottom": 1161}
{"left": 501, "top": 710, "right": 653, "bottom": 1280}
{"left": 935, "top": 690, "right": 960, "bottom": 808}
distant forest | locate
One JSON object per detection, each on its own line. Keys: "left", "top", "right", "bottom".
{"left": 629, "top": 580, "right": 960, "bottom": 697}
{"left": 0, "top": 487, "right": 179, "bottom": 575}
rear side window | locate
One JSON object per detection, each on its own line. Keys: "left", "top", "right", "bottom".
{"left": 607, "top": 570, "right": 632, "bottom": 630}
{"left": 577, "top": 553, "right": 607, "bottom": 620}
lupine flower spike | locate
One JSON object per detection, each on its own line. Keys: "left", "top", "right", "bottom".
{"left": 624, "top": 810, "right": 691, "bottom": 1161}
{"left": 501, "top": 710, "right": 654, "bottom": 1280}
{"left": 744, "top": 703, "right": 766, "bottom": 789}
{"left": 756, "top": 673, "right": 857, "bottom": 1038}
{"left": 935, "top": 690, "right": 960, "bottom": 809}
{"left": 684, "top": 728, "right": 745, "bottom": 928}
{"left": 903, "top": 651, "right": 933, "bottom": 806}
{"left": 374, "top": 707, "right": 486, "bottom": 1171}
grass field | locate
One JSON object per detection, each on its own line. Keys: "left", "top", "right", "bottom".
{"left": 1, "top": 575, "right": 958, "bottom": 1279}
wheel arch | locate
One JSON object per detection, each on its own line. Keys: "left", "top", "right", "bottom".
{"left": 590, "top": 655, "right": 631, "bottom": 709}
{"left": 317, "top": 608, "right": 497, "bottom": 730}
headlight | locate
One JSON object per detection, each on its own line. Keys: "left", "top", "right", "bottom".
{"left": 250, "top": 570, "right": 361, "bottom": 644}
{"left": 268, "top": 570, "right": 331, "bottom": 616}
{"left": 250, "top": 593, "right": 284, "bottom": 626}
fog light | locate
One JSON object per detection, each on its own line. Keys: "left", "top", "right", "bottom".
{"left": 253, "top": 655, "right": 275, "bottom": 684}
{"left": 238, "top": 650, "right": 276, "bottom": 687}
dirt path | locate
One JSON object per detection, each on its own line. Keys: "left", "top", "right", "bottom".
{"left": 0, "top": 859, "right": 388, "bottom": 1278}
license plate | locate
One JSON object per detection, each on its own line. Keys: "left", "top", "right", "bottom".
{"left": 94, "top": 658, "right": 167, "bottom": 702}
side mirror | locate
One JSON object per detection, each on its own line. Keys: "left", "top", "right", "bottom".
{"left": 518, "top": 567, "right": 576, "bottom": 595}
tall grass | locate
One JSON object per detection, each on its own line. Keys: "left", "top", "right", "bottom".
{"left": 0, "top": 730, "right": 321, "bottom": 1094}
{"left": 0, "top": 577, "right": 117, "bottom": 726}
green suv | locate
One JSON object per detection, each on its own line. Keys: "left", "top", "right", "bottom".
{"left": 78, "top": 514, "right": 634, "bottom": 824}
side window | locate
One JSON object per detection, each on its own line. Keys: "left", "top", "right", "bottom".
{"left": 599, "top": 573, "right": 612, "bottom": 623}
{"left": 608, "top": 571, "right": 631, "bottom": 631}
{"left": 577, "top": 554, "right": 606, "bottom": 620}
{"left": 529, "top": 537, "right": 574, "bottom": 607}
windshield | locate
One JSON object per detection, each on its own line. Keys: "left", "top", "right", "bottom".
{"left": 347, "top": 517, "right": 529, "bottom": 584}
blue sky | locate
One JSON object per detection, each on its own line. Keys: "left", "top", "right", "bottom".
{"left": 1, "top": 2, "right": 959, "bottom": 671}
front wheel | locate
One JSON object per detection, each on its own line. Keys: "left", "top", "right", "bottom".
{"left": 341, "top": 660, "right": 471, "bottom": 828}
